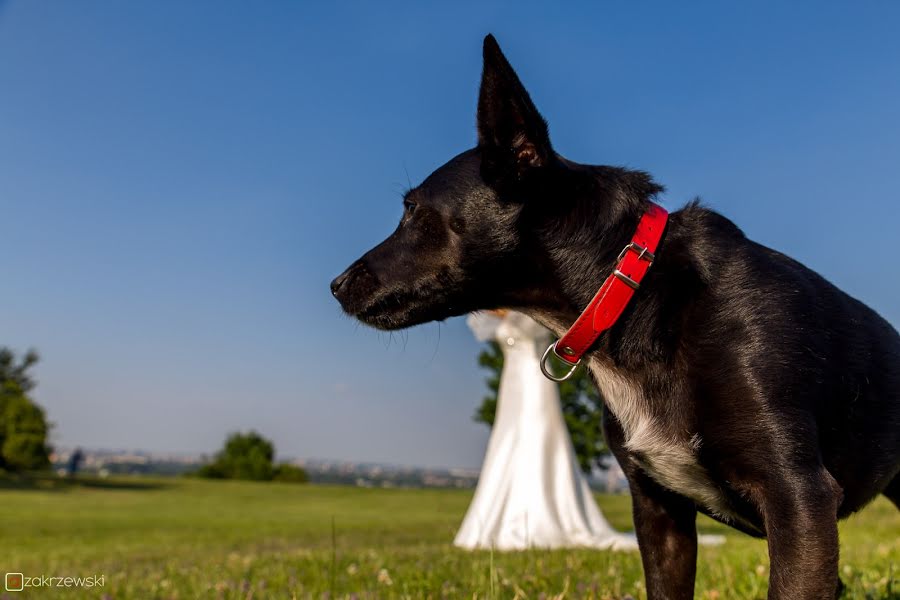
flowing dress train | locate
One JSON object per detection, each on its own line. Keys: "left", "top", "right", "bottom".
{"left": 455, "top": 311, "right": 638, "bottom": 550}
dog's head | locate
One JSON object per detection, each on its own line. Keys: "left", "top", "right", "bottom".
{"left": 331, "top": 35, "right": 570, "bottom": 330}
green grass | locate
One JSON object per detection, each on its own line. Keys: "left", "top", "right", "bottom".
{"left": 1, "top": 476, "right": 897, "bottom": 599}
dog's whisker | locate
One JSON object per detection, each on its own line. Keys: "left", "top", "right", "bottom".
{"left": 427, "top": 321, "right": 441, "bottom": 365}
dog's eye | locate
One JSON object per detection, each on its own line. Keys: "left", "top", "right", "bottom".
{"left": 403, "top": 199, "right": 417, "bottom": 215}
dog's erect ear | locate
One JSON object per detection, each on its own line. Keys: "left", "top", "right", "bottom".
{"left": 477, "top": 34, "right": 553, "bottom": 177}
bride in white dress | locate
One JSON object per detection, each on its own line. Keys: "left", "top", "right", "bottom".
{"left": 455, "top": 310, "right": 639, "bottom": 551}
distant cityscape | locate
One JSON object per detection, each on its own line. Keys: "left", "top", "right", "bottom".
{"left": 50, "top": 448, "right": 629, "bottom": 492}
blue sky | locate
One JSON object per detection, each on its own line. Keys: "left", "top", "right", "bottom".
{"left": 1, "top": 2, "right": 898, "bottom": 468}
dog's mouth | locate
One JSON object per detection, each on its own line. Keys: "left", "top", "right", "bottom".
{"left": 356, "top": 301, "right": 427, "bottom": 331}
{"left": 332, "top": 263, "right": 464, "bottom": 331}
{"left": 353, "top": 287, "right": 462, "bottom": 331}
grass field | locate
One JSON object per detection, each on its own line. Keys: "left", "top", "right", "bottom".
{"left": 1, "top": 476, "right": 897, "bottom": 599}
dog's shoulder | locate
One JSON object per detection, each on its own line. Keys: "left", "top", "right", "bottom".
{"left": 661, "top": 200, "right": 753, "bottom": 282}
{"left": 670, "top": 199, "right": 744, "bottom": 236}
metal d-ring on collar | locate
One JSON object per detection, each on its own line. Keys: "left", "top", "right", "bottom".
{"left": 540, "top": 341, "right": 581, "bottom": 382}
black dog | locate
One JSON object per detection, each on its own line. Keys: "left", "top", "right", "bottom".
{"left": 332, "top": 35, "right": 900, "bottom": 599}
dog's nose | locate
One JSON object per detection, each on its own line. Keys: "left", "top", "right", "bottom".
{"left": 330, "top": 269, "right": 352, "bottom": 297}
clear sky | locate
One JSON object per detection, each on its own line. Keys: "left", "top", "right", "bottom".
{"left": 2, "top": 2, "right": 899, "bottom": 469}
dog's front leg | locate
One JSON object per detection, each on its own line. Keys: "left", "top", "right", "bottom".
{"left": 604, "top": 411, "right": 698, "bottom": 599}
{"left": 756, "top": 469, "right": 843, "bottom": 599}
{"left": 628, "top": 467, "right": 699, "bottom": 600}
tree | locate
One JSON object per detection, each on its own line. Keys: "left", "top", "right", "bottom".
{"left": 474, "top": 341, "right": 608, "bottom": 474}
{"left": 0, "top": 349, "right": 51, "bottom": 472}
{"left": 272, "top": 463, "right": 309, "bottom": 483}
{"left": 0, "top": 348, "right": 39, "bottom": 392}
{"left": 196, "top": 431, "right": 307, "bottom": 483}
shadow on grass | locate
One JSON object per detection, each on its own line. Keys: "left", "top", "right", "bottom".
{"left": 0, "top": 473, "right": 171, "bottom": 492}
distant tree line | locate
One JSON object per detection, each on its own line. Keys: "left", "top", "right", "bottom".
{"left": 194, "top": 431, "right": 307, "bottom": 483}
{"left": 0, "top": 349, "right": 52, "bottom": 472}
{"left": 474, "top": 341, "right": 608, "bottom": 474}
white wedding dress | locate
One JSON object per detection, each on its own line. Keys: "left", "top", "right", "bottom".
{"left": 455, "top": 311, "right": 639, "bottom": 551}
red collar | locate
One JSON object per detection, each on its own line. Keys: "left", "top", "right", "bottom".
{"left": 540, "top": 201, "right": 669, "bottom": 381}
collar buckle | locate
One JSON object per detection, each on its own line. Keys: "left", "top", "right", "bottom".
{"left": 617, "top": 241, "right": 656, "bottom": 264}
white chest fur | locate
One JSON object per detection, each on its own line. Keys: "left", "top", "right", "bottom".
{"left": 588, "top": 362, "right": 741, "bottom": 523}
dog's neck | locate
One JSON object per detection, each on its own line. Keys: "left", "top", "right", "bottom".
{"left": 517, "top": 159, "right": 663, "bottom": 338}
